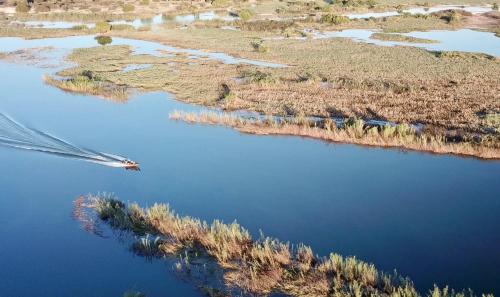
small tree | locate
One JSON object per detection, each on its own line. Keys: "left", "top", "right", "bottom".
{"left": 95, "top": 21, "right": 111, "bottom": 33}
{"left": 95, "top": 35, "right": 112, "bottom": 46}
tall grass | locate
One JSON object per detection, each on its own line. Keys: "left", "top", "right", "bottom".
{"left": 43, "top": 73, "right": 128, "bottom": 101}
{"left": 320, "top": 14, "right": 350, "bottom": 24}
{"left": 169, "top": 111, "right": 500, "bottom": 159}
{"left": 81, "top": 194, "right": 495, "bottom": 297}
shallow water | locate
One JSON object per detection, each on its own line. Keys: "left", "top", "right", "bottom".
{"left": 122, "top": 63, "right": 152, "bottom": 72}
{"left": 0, "top": 36, "right": 499, "bottom": 297}
{"left": 345, "top": 4, "right": 492, "bottom": 19}
{"left": 109, "top": 10, "right": 238, "bottom": 28}
{"left": 9, "top": 10, "right": 238, "bottom": 29}
{"left": 10, "top": 20, "right": 95, "bottom": 29}
{"left": 0, "top": 35, "right": 285, "bottom": 68}
{"left": 310, "top": 29, "right": 500, "bottom": 56}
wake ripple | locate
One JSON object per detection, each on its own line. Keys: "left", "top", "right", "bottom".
{"left": 0, "top": 113, "right": 139, "bottom": 169}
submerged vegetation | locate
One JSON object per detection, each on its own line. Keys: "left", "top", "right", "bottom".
{"left": 80, "top": 194, "right": 495, "bottom": 297}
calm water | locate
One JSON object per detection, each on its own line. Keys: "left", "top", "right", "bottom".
{"left": 9, "top": 10, "right": 238, "bottom": 30}
{"left": 0, "top": 36, "right": 499, "bottom": 297}
{"left": 345, "top": 4, "right": 492, "bottom": 19}
{"left": 310, "top": 29, "right": 500, "bottom": 57}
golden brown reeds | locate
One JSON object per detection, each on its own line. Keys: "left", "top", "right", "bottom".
{"left": 169, "top": 110, "right": 500, "bottom": 159}
{"left": 83, "top": 194, "right": 495, "bottom": 297}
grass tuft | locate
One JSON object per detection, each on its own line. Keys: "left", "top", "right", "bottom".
{"left": 43, "top": 72, "right": 128, "bottom": 101}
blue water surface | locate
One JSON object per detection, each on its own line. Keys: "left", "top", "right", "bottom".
{"left": 0, "top": 36, "right": 499, "bottom": 297}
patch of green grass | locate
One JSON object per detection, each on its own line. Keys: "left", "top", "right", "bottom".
{"left": 43, "top": 71, "right": 128, "bottom": 101}
{"left": 371, "top": 32, "right": 438, "bottom": 43}
{"left": 238, "top": 9, "right": 254, "bottom": 22}
{"left": 237, "top": 20, "right": 296, "bottom": 33}
{"left": 482, "top": 112, "right": 500, "bottom": 133}
{"left": 320, "top": 14, "right": 350, "bottom": 24}
{"left": 71, "top": 25, "right": 88, "bottom": 31}
{"left": 242, "top": 70, "right": 277, "bottom": 84}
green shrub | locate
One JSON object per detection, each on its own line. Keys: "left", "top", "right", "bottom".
{"left": 95, "top": 35, "right": 113, "bottom": 46}
{"left": 15, "top": 0, "right": 30, "bottom": 13}
{"left": 238, "top": 9, "right": 254, "bottom": 21}
{"left": 122, "top": 4, "right": 135, "bottom": 12}
{"left": 243, "top": 70, "right": 277, "bottom": 84}
{"left": 141, "top": 0, "right": 150, "bottom": 5}
{"left": 320, "top": 14, "right": 349, "bottom": 24}
{"left": 493, "top": 2, "right": 499, "bottom": 11}
{"left": 442, "top": 11, "right": 461, "bottom": 24}
{"left": 250, "top": 40, "right": 268, "bottom": 53}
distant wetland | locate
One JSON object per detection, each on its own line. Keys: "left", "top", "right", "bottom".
{"left": 0, "top": 0, "right": 499, "bottom": 296}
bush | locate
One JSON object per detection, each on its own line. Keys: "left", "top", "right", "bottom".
{"left": 122, "top": 4, "right": 135, "bottom": 12}
{"left": 442, "top": 11, "right": 461, "bottom": 24}
{"left": 95, "top": 35, "right": 113, "bottom": 46}
{"left": 243, "top": 70, "right": 277, "bottom": 84}
{"left": 95, "top": 21, "right": 111, "bottom": 33}
{"left": 250, "top": 40, "right": 268, "bottom": 53}
{"left": 493, "top": 3, "right": 499, "bottom": 11}
{"left": 238, "top": 9, "right": 254, "bottom": 21}
{"left": 15, "top": 0, "right": 30, "bottom": 13}
{"left": 320, "top": 14, "right": 349, "bottom": 24}
{"left": 141, "top": 0, "right": 150, "bottom": 5}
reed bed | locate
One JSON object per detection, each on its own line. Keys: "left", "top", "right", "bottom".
{"left": 82, "top": 194, "right": 495, "bottom": 297}
{"left": 43, "top": 74, "right": 128, "bottom": 101}
{"left": 169, "top": 110, "right": 500, "bottom": 160}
